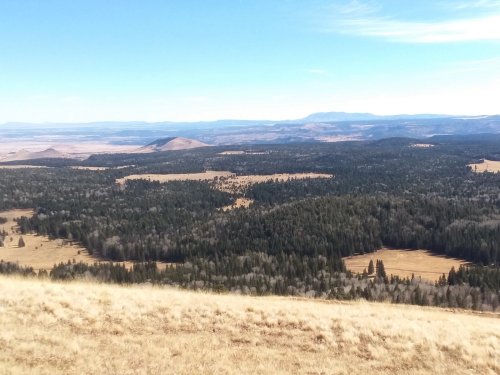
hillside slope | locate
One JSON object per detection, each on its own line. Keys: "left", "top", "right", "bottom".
{"left": 137, "top": 137, "right": 209, "bottom": 152}
{"left": 0, "top": 277, "right": 498, "bottom": 374}
{"left": 0, "top": 148, "right": 71, "bottom": 162}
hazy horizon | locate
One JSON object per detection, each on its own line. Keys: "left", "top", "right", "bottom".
{"left": 2, "top": 111, "right": 493, "bottom": 127}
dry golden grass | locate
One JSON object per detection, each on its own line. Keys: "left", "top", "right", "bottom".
{"left": 218, "top": 151, "right": 269, "bottom": 155}
{"left": 218, "top": 151, "right": 246, "bottom": 155}
{"left": 469, "top": 159, "right": 500, "bottom": 173}
{"left": 344, "top": 248, "right": 470, "bottom": 281}
{"left": 116, "top": 171, "right": 333, "bottom": 195}
{"left": 221, "top": 198, "right": 254, "bottom": 211}
{"left": 70, "top": 166, "right": 109, "bottom": 171}
{"left": 0, "top": 276, "right": 498, "bottom": 375}
{"left": 71, "top": 165, "right": 133, "bottom": 171}
{"left": 0, "top": 209, "right": 100, "bottom": 270}
{"left": 0, "top": 209, "right": 169, "bottom": 271}
{"left": 116, "top": 171, "right": 235, "bottom": 185}
{"left": 0, "top": 165, "right": 50, "bottom": 169}
{"left": 316, "top": 135, "right": 361, "bottom": 142}
{"left": 410, "top": 143, "right": 434, "bottom": 148}
{"left": 215, "top": 172, "right": 333, "bottom": 193}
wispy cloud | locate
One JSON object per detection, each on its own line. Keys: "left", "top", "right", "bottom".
{"left": 322, "top": 1, "right": 500, "bottom": 43}
{"left": 445, "top": 56, "right": 500, "bottom": 71}
{"left": 445, "top": 0, "right": 500, "bottom": 11}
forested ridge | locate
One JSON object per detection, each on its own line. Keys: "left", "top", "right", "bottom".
{"left": 1, "top": 136, "right": 499, "bottom": 310}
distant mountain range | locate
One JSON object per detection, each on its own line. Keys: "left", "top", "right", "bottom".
{"left": 0, "top": 111, "right": 465, "bottom": 129}
{"left": 1, "top": 113, "right": 499, "bottom": 155}
{"left": 295, "top": 112, "right": 454, "bottom": 123}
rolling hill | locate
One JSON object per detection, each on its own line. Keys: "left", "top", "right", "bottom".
{"left": 0, "top": 148, "right": 71, "bottom": 162}
{"left": 0, "top": 276, "right": 498, "bottom": 374}
{"left": 137, "top": 137, "right": 210, "bottom": 152}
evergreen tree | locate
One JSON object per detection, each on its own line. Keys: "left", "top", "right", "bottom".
{"left": 368, "top": 259, "right": 374, "bottom": 275}
{"left": 376, "top": 259, "right": 387, "bottom": 279}
{"left": 18, "top": 236, "right": 25, "bottom": 248}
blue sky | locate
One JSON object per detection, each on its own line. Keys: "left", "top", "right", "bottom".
{"left": 0, "top": 0, "right": 499, "bottom": 122}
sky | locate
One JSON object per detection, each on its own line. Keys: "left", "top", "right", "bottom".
{"left": 0, "top": 0, "right": 499, "bottom": 123}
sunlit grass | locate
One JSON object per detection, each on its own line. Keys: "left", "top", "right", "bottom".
{"left": 0, "top": 276, "right": 498, "bottom": 374}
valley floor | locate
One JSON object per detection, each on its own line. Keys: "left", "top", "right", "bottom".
{"left": 0, "top": 276, "right": 498, "bottom": 374}
{"left": 344, "top": 248, "right": 469, "bottom": 281}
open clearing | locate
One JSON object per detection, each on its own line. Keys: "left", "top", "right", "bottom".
{"left": 410, "top": 143, "right": 434, "bottom": 148}
{"left": 215, "top": 172, "right": 333, "bottom": 193}
{"left": 116, "top": 170, "right": 235, "bottom": 185}
{"left": 0, "top": 165, "right": 49, "bottom": 169}
{"left": 71, "top": 165, "right": 133, "bottom": 171}
{"left": 344, "top": 248, "right": 470, "bottom": 281}
{"left": 0, "top": 209, "right": 168, "bottom": 271}
{"left": 0, "top": 209, "right": 104, "bottom": 270}
{"left": 0, "top": 276, "right": 498, "bottom": 375}
{"left": 469, "top": 159, "right": 500, "bottom": 173}
{"left": 70, "top": 166, "right": 109, "bottom": 171}
{"left": 218, "top": 151, "right": 246, "bottom": 155}
{"left": 116, "top": 171, "right": 333, "bottom": 194}
{"left": 316, "top": 135, "right": 362, "bottom": 142}
{"left": 221, "top": 198, "right": 254, "bottom": 211}
{"left": 218, "top": 151, "right": 269, "bottom": 155}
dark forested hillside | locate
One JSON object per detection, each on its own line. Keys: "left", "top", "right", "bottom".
{"left": 1, "top": 136, "right": 499, "bottom": 309}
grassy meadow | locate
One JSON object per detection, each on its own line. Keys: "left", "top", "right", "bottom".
{"left": 0, "top": 276, "right": 498, "bottom": 375}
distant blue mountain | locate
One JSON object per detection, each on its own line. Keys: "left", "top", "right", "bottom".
{"left": 296, "top": 112, "right": 453, "bottom": 123}
{"left": 1, "top": 113, "right": 499, "bottom": 148}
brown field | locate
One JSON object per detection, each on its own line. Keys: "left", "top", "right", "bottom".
{"left": 0, "top": 141, "right": 140, "bottom": 160}
{"left": 469, "top": 159, "right": 500, "bottom": 173}
{"left": 316, "top": 135, "right": 362, "bottom": 142}
{"left": 116, "top": 170, "right": 235, "bottom": 185}
{"left": 71, "top": 165, "right": 133, "bottom": 171}
{"left": 0, "top": 276, "right": 498, "bottom": 375}
{"left": 218, "top": 151, "right": 246, "bottom": 155}
{"left": 221, "top": 198, "right": 254, "bottom": 211}
{"left": 0, "top": 209, "right": 97, "bottom": 270}
{"left": 344, "top": 248, "right": 470, "bottom": 281}
{"left": 215, "top": 172, "right": 333, "bottom": 193}
{"left": 71, "top": 166, "right": 109, "bottom": 171}
{"left": 410, "top": 143, "right": 434, "bottom": 148}
{"left": 116, "top": 171, "right": 334, "bottom": 195}
{"left": 0, "top": 165, "right": 50, "bottom": 169}
{"left": 0, "top": 209, "right": 169, "bottom": 271}
{"left": 218, "top": 151, "right": 269, "bottom": 155}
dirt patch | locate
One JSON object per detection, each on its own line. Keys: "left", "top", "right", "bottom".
{"left": 344, "top": 248, "right": 470, "bottom": 281}
{"left": 469, "top": 159, "right": 500, "bottom": 173}
{"left": 0, "top": 209, "right": 170, "bottom": 271}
